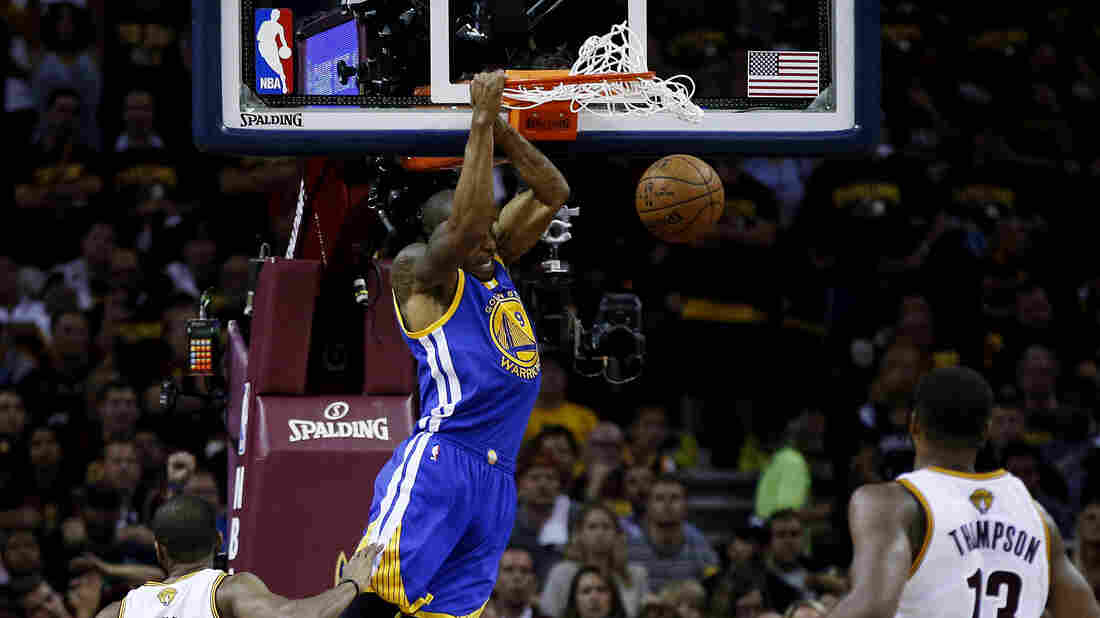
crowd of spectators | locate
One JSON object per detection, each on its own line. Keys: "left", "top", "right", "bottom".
{"left": 4, "top": 1, "right": 1100, "bottom": 618}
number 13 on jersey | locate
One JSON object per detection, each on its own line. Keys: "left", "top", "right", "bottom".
{"left": 967, "top": 569, "right": 1022, "bottom": 618}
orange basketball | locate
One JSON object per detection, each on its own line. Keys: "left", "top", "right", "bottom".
{"left": 635, "top": 155, "right": 725, "bottom": 243}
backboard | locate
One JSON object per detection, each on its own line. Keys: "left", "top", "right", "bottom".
{"left": 194, "top": 0, "right": 879, "bottom": 155}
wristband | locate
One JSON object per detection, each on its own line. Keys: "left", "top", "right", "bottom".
{"left": 340, "top": 579, "right": 361, "bottom": 597}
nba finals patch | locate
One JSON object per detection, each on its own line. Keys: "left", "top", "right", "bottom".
{"left": 255, "top": 9, "right": 295, "bottom": 94}
{"left": 157, "top": 588, "right": 177, "bottom": 606}
{"left": 969, "top": 489, "right": 994, "bottom": 515}
{"left": 485, "top": 290, "right": 540, "bottom": 379}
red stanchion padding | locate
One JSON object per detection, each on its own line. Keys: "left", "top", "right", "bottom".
{"left": 225, "top": 320, "right": 252, "bottom": 515}
{"left": 228, "top": 394, "right": 413, "bottom": 596}
{"left": 247, "top": 259, "right": 323, "bottom": 394}
{"left": 300, "top": 157, "right": 351, "bottom": 265}
{"left": 363, "top": 260, "right": 416, "bottom": 395}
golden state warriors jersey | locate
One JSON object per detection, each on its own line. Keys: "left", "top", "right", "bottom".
{"left": 119, "top": 569, "right": 226, "bottom": 618}
{"left": 894, "top": 467, "right": 1050, "bottom": 618}
{"left": 394, "top": 258, "right": 540, "bottom": 465}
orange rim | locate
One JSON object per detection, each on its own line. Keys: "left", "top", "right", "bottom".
{"left": 504, "top": 71, "right": 656, "bottom": 89}
{"left": 398, "top": 155, "right": 511, "bottom": 173}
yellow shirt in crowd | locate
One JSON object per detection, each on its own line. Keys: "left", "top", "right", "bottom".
{"left": 523, "top": 401, "right": 600, "bottom": 447}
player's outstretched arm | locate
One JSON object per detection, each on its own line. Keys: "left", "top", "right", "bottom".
{"left": 93, "top": 601, "right": 121, "bottom": 618}
{"left": 410, "top": 71, "right": 504, "bottom": 289}
{"left": 490, "top": 116, "right": 570, "bottom": 264}
{"left": 215, "top": 543, "right": 383, "bottom": 618}
{"left": 825, "top": 483, "right": 916, "bottom": 618}
{"left": 1039, "top": 504, "right": 1100, "bottom": 618}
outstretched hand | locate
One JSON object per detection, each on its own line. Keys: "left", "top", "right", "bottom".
{"left": 469, "top": 70, "right": 507, "bottom": 121}
{"left": 67, "top": 571, "right": 104, "bottom": 618}
{"left": 342, "top": 543, "right": 385, "bottom": 595}
{"left": 166, "top": 451, "right": 198, "bottom": 485}
{"left": 68, "top": 553, "right": 109, "bottom": 575}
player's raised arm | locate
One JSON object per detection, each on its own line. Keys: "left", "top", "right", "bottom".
{"left": 1040, "top": 504, "right": 1100, "bottom": 618}
{"left": 825, "top": 483, "right": 917, "bottom": 618}
{"left": 409, "top": 71, "right": 505, "bottom": 289}
{"left": 93, "top": 600, "right": 122, "bottom": 618}
{"left": 215, "top": 543, "right": 382, "bottom": 618}
{"left": 490, "top": 115, "right": 570, "bottom": 265}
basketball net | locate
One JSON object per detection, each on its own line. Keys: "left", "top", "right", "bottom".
{"left": 501, "top": 22, "right": 703, "bottom": 123}
{"left": 286, "top": 177, "right": 306, "bottom": 259}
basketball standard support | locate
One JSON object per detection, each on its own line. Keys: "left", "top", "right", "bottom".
{"left": 225, "top": 255, "right": 416, "bottom": 596}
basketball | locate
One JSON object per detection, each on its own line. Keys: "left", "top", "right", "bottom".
{"left": 279, "top": 46, "right": 292, "bottom": 59}
{"left": 635, "top": 155, "right": 725, "bottom": 243}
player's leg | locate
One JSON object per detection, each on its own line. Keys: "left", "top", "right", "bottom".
{"left": 259, "top": 48, "right": 282, "bottom": 78}
{"left": 339, "top": 588, "right": 404, "bottom": 618}
{"left": 340, "top": 434, "right": 425, "bottom": 618}
{"left": 355, "top": 432, "right": 475, "bottom": 615}
{"left": 417, "top": 452, "right": 517, "bottom": 618}
{"left": 273, "top": 57, "right": 289, "bottom": 93}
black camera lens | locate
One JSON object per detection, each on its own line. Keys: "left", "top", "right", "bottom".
{"left": 594, "top": 324, "right": 642, "bottom": 359}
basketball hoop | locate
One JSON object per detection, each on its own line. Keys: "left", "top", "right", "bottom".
{"left": 401, "top": 21, "right": 702, "bottom": 161}
{"left": 397, "top": 155, "right": 510, "bottom": 173}
{"left": 502, "top": 23, "right": 704, "bottom": 125}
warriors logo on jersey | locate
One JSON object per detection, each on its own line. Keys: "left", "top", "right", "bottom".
{"left": 485, "top": 290, "right": 539, "bottom": 379}
{"left": 970, "top": 489, "right": 994, "bottom": 514}
{"left": 156, "top": 588, "right": 177, "bottom": 606}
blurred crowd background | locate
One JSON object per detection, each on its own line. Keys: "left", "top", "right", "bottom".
{"left": 3, "top": 2, "right": 1100, "bottom": 618}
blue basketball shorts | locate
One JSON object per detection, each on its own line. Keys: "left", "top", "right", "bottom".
{"left": 355, "top": 431, "right": 517, "bottom": 618}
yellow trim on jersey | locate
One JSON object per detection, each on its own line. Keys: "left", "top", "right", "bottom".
{"left": 897, "top": 479, "right": 934, "bottom": 578}
{"left": 1034, "top": 500, "right": 1053, "bottom": 585}
{"left": 365, "top": 524, "right": 433, "bottom": 616}
{"left": 355, "top": 522, "right": 378, "bottom": 554}
{"left": 482, "top": 255, "right": 508, "bottom": 288}
{"left": 357, "top": 519, "right": 486, "bottom": 618}
{"left": 927, "top": 466, "right": 1007, "bottom": 480}
{"left": 118, "top": 597, "right": 127, "bottom": 618}
{"left": 210, "top": 572, "right": 227, "bottom": 618}
{"left": 414, "top": 597, "right": 489, "bottom": 618}
{"left": 143, "top": 570, "right": 204, "bottom": 586}
{"left": 393, "top": 270, "right": 466, "bottom": 339}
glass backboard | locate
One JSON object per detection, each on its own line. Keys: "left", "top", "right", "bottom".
{"left": 194, "top": 0, "right": 878, "bottom": 155}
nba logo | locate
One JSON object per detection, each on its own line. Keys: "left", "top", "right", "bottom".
{"left": 430, "top": 444, "right": 440, "bottom": 461}
{"left": 255, "top": 9, "right": 294, "bottom": 94}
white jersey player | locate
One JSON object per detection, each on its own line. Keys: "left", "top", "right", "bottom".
{"left": 826, "top": 367, "right": 1099, "bottom": 618}
{"left": 93, "top": 496, "right": 381, "bottom": 618}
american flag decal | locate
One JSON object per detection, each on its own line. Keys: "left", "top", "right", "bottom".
{"left": 747, "top": 50, "right": 820, "bottom": 98}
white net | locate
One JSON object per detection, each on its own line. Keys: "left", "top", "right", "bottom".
{"left": 286, "top": 177, "right": 306, "bottom": 259}
{"left": 501, "top": 22, "right": 704, "bottom": 123}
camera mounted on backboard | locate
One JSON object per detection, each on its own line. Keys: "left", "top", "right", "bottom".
{"left": 538, "top": 204, "right": 579, "bottom": 278}
{"left": 524, "top": 205, "right": 646, "bottom": 384}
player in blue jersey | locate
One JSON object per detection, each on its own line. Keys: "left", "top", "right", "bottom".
{"left": 351, "top": 70, "right": 570, "bottom": 618}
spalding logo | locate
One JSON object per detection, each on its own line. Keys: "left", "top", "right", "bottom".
{"left": 289, "top": 401, "right": 389, "bottom": 442}
{"left": 288, "top": 417, "right": 389, "bottom": 442}
{"left": 324, "top": 401, "right": 350, "bottom": 420}
{"left": 239, "top": 112, "right": 303, "bottom": 127}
